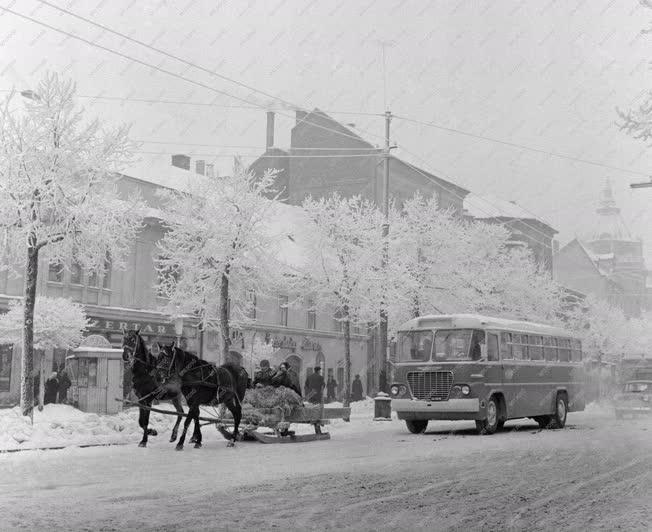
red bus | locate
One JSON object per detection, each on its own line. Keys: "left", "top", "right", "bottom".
{"left": 389, "top": 314, "right": 585, "bottom": 434}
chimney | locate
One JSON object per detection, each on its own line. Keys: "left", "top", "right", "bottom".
{"left": 195, "top": 160, "right": 206, "bottom": 175}
{"left": 266, "top": 111, "right": 275, "bottom": 150}
{"left": 171, "top": 154, "right": 190, "bottom": 170}
{"left": 205, "top": 163, "right": 215, "bottom": 178}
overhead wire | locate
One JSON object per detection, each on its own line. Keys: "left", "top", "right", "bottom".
{"left": 4, "top": 3, "right": 650, "bottom": 277}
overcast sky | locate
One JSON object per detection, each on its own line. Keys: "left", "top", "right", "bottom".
{"left": 2, "top": 0, "right": 652, "bottom": 266}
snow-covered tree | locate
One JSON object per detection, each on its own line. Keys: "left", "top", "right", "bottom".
{"left": 388, "top": 194, "right": 563, "bottom": 328}
{"left": 0, "top": 296, "right": 89, "bottom": 351}
{"left": 0, "top": 73, "right": 144, "bottom": 416}
{"left": 565, "top": 295, "right": 632, "bottom": 364}
{"left": 298, "top": 194, "right": 389, "bottom": 405}
{"left": 156, "top": 166, "right": 284, "bottom": 362}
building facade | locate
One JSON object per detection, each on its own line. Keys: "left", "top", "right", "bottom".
{"left": 0, "top": 165, "right": 368, "bottom": 406}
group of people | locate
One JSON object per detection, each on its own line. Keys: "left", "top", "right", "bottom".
{"left": 33, "top": 368, "right": 71, "bottom": 406}
{"left": 252, "top": 359, "right": 366, "bottom": 403}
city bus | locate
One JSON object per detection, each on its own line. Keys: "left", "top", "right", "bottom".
{"left": 389, "top": 314, "right": 585, "bottom": 435}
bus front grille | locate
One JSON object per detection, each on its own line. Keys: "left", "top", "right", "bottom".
{"left": 407, "top": 371, "right": 453, "bottom": 401}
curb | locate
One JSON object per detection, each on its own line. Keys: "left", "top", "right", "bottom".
{"left": 0, "top": 441, "right": 133, "bottom": 454}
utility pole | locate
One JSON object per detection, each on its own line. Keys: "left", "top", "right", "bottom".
{"left": 379, "top": 110, "right": 392, "bottom": 392}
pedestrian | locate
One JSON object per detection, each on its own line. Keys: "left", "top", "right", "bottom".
{"left": 305, "top": 366, "right": 325, "bottom": 404}
{"left": 44, "top": 372, "right": 59, "bottom": 405}
{"left": 253, "top": 359, "right": 275, "bottom": 387}
{"left": 351, "top": 374, "right": 364, "bottom": 402}
{"left": 57, "top": 369, "right": 71, "bottom": 404}
{"left": 326, "top": 375, "right": 337, "bottom": 403}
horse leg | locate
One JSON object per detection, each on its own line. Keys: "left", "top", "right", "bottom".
{"left": 193, "top": 407, "right": 203, "bottom": 449}
{"left": 226, "top": 398, "right": 241, "bottom": 448}
{"left": 176, "top": 402, "right": 195, "bottom": 451}
{"left": 170, "top": 396, "right": 183, "bottom": 443}
{"left": 138, "top": 402, "right": 151, "bottom": 448}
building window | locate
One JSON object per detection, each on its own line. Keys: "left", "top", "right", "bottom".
{"left": 48, "top": 261, "right": 64, "bottom": 282}
{"left": 278, "top": 295, "right": 288, "bottom": 327}
{"left": 102, "top": 253, "right": 112, "bottom": 289}
{"left": 78, "top": 358, "right": 97, "bottom": 387}
{"left": 70, "top": 261, "right": 82, "bottom": 285}
{"left": 87, "top": 269, "right": 98, "bottom": 287}
{"left": 306, "top": 298, "right": 316, "bottom": 330}
{"left": 333, "top": 309, "right": 343, "bottom": 333}
{"left": 0, "top": 344, "right": 12, "bottom": 392}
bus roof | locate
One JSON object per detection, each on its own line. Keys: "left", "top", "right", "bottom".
{"left": 397, "top": 314, "right": 575, "bottom": 338}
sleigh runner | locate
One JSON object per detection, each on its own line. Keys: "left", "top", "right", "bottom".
{"left": 118, "top": 398, "right": 351, "bottom": 444}
{"left": 217, "top": 404, "right": 351, "bottom": 443}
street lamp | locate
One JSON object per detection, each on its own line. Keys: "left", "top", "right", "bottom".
{"left": 173, "top": 305, "right": 183, "bottom": 347}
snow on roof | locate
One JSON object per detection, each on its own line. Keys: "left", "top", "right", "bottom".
{"left": 120, "top": 156, "right": 210, "bottom": 192}
{"left": 464, "top": 194, "right": 552, "bottom": 227}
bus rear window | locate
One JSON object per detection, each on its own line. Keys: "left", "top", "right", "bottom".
{"left": 397, "top": 331, "right": 434, "bottom": 361}
{"left": 434, "top": 329, "right": 474, "bottom": 361}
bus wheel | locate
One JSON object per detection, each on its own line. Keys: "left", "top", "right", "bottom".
{"left": 475, "top": 397, "right": 500, "bottom": 435}
{"left": 405, "top": 420, "right": 428, "bottom": 434}
{"left": 549, "top": 394, "right": 568, "bottom": 429}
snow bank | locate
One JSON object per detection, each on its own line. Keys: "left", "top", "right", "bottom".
{"left": 0, "top": 405, "right": 175, "bottom": 451}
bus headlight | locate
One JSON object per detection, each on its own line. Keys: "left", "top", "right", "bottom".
{"left": 461, "top": 385, "right": 471, "bottom": 396}
{"left": 390, "top": 385, "right": 400, "bottom": 396}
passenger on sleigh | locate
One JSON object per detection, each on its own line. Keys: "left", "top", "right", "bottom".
{"left": 271, "top": 362, "right": 302, "bottom": 397}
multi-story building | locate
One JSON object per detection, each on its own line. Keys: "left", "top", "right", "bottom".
{"left": 0, "top": 159, "right": 368, "bottom": 406}
{"left": 463, "top": 193, "right": 557, "bottom": 273}
{"left": 554, "top": 180, "right": 647, "bottom": 318}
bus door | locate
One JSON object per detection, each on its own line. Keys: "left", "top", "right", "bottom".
{"left": 485, "top": 332, "right": 503, "bottom": 396}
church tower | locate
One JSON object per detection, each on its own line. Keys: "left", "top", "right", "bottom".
{"left": 584, "top": 179, "right": 646, "bottom": 317}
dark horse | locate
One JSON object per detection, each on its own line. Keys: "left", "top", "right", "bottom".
{"left": 157, "top": 344, "right": 248, "bottom": 450}
{"left": 121, "top": 329, "right": 189, "bottom": 448}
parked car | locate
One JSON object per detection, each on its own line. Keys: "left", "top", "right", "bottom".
{"left": 614, "top": 380, "right": 652, "bottom": 418}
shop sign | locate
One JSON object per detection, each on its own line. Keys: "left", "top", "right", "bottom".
{"left": 301, "top": 337, "right": 321, "bottom": 352}
{"left": 88, "top": 317, "right": 171, "bottom": 336}
{"left": 271, "top": 335, "right": 296, "bottom": 352}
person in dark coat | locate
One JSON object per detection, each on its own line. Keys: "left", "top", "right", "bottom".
{"left": 271, "top": 362, "right": 302, "bottom": 397}
{"left": 326, "top": 375, "right": 337, "bottom": 403}
{"left": 351, "top": 374, "right": 364, "bottom": 402}
{"left": 305, "top": 366, "right": 325, "bottom": 404}
{"left": 253, "top": 359, "right": 275, "bottom": 387}
{"left": 57, "top": 370, "right": 71, "bottom": 404}
{"left": 44, "top": 372, "right": 59, "bottom": 405}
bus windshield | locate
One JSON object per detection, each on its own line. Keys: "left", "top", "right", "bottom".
{"left": 397, "top": 331, "right": 433, "bottom": 361}
{"left": 434, "top": 329, "right": 475, "bottom": 361}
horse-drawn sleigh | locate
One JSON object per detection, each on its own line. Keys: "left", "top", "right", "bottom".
{"left": 120, "top": 328, "right": 350, "bottom": 447}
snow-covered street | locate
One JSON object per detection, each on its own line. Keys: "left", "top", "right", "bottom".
{"left": 1, "top": 402, "right": 650, "bottom": 531}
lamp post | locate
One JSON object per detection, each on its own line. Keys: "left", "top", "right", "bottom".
{"left": 173, "top": 305, "right": 184, "bottom": 348}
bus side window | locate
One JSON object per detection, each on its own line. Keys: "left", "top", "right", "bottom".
{"left": 521, "top": 335, "right": 530, "bottom": 360}
{"left": 512, "top": 334, "right": 524, "bottom": 360}
{"left": 543, "top": 336, "right": 557, "bottom": 361}
{"left": 571, "top": 339, "right": 582, "bottom": 362}
{"left": 487, "top": 334, "right": 499, "bottom": 361}
{"left": 500, "top": 332, "right": 512, "bottom": 359}
{"left": 529, "top": 336, "right": 543, "bottom": 361}
{"left": 558, "top": 339, "right": 571, "bottom": 362}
